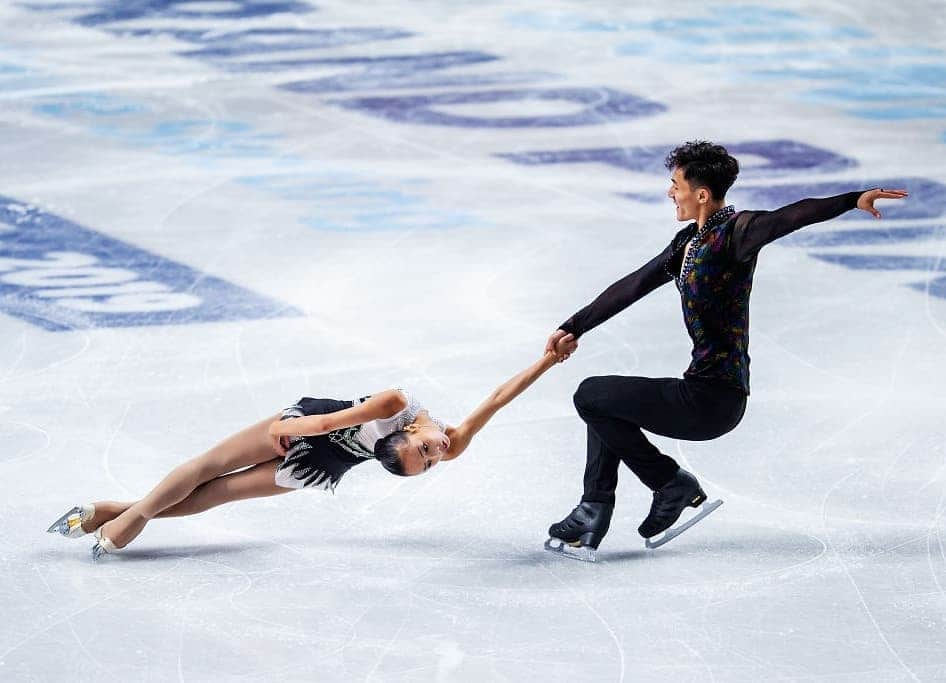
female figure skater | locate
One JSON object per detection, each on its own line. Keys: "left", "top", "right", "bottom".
{"left": 48, "top": 350, "right": 566, "bottom": 559}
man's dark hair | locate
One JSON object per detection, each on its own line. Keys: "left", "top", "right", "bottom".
{"left": 664, "top": 140, "right": 739, "bottom": 201}
{"left": 373, "top": 430, "right": 410, "bottom": 476}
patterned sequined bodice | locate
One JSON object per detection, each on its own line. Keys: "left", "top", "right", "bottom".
{"left": 667, "top": 206, "right": 754, "bottom": 393}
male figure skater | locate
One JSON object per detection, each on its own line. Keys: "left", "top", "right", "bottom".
{"left": 544, "top": 140, "right": 907, "bottom": 560}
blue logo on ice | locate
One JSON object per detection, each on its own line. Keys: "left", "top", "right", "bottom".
{"left": 0, "top": 197, "right": 299, "bottom": 331}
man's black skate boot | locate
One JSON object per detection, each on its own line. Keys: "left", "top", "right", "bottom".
{"left": 638, "top": 468, "right": 707, "bottom": 539}
{"left": 547, "top": 501, "right": 614, "bottom": 550}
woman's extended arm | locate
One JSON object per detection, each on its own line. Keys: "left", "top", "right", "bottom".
{"left": 443, "top": 352, "right": 560, "bottom": 461}
{"left": 267, "top": 389, "right": 407, "bottom": 454}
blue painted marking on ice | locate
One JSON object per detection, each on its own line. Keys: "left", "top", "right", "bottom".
{"left": 33, "top": 93, "right": 146, "bottom": 117}
{"left": 804, "top": 252, "right": 946, "bottom": 300}
{"left": 103, "top": 26, "right": 413, "bottom": 58}
{"left": 746, "top": 63, "right": 946, "bottom": 120}
{"left": 781, "top": 225, "right": 945, "bottom": 248}
{"left": 25, "top": 2, "right": 665, "bottom": 131}
{"left": 175, "top": 27, "right": 412, "bottom": 59}
{"left": 617, "top": 45, "right": 815, "bottom": 64}
{"left": 32, "top": 93, "right": 283, "bottom": 161}
{"left": 506, "top": 6, "right": 805, "bottom": 34}
{"left": 239, "top": 174, "right": 478, "bottom": 232}
{"left": 504, "top": 12, "right": 630, "bottom": 33}
{"left": 73, "top": 0, "right": 314, "bottom": 27}
{"left": 753, "top": 65, "right": 946, "bottom": 85}
{"left": 500, "top": 140, "right": 857, "bottom": 178}
{"left": 662, "top": 27, "right": 869, "bottom": 44}
{"left": 622, "top": 192, "right": 665, "bottom": 204}
{"left": 283, "top": 68, "right": 551, "bottom": 92}
{"left": 0, "top": 198, "right": 299, "bottom": 331}
{"left": 914, "top": 276, "right": 946, "bottom": 298}
{"left": 512, "top": 3, "right": 941, "bottom": 123}
{"left": 800, "top": 86, "right": 945, "bottom": 104}
{"left": 334, "top": 88, "right": 665, "bottom": 128}
{"left": 848, "top": 106, "right": 946, "bottom": 120}
{"left": 276, "top": 52, "right": 551, "bottom": 91}
{"left": 811, "top": 254, "right": 946, "bottom": 272}
{"left": 848, "top": 46, "right": 945, "bottom": 58}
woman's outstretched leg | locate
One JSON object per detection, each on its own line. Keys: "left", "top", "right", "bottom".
{"left": 82, "top": 459, "right": 290, "bottom": 531}
{"left": 97, "top": 415, "right": 282, "bottom": 550}
{"left": 156, "top": 458, "right": 289, "bottom": 516}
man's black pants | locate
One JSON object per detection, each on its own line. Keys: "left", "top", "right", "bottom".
{"left": 574, "top": 375, "right": 747, "bottom": 504}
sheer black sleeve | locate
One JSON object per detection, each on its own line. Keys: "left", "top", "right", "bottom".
{"left": 730, "top": 191, "right": 865, "bottom": 262}
{"left": 558, "top": 244, "right": 674, "bottom": 338}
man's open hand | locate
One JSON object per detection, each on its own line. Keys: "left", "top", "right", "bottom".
{"left": 857, "top": 188, "right": 908, "bottom": 219}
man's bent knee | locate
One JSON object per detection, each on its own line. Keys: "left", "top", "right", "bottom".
{"left": 574, "top": 376, "right": 609, "bottom": 417}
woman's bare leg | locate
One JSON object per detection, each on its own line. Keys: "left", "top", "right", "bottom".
{"left": 96, "top": 415, "right": 282, "bottom": 549}
{"left": 78, "top": 500, "right": 133, "bottom": 533}
{"left": 82, "top": 459, "right": 291, "bottom": 531}
{"left": 156, "top": 459, "right": 290, "bottom": 517}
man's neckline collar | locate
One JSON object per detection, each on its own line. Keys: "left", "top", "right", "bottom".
{"left": 698, "top": 205, "right": 736, "bottom": 231}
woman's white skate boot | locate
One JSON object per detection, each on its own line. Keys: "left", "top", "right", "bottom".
{"left": 91, "top": 525, "right": 118, "bottom": 560}
{"left": 47, "top": 504, "right": 96, "bottom": 538}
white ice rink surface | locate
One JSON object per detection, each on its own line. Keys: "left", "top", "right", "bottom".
{"left": 2, "top": 1, "right": 946, "bottom": 680}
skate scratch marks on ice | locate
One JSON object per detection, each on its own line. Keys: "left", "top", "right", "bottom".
{"left": 0, "top": 331, "right": 27, "bottom": 383}
{"left": 197, "top": 555, "right": 311, "bottom": 646}
{"left": 672, "top": 443, "right": 829, "bottom": 585}
{"left": 672, "top": 636, "right": 716, "bottom": 683}
{"left": 100, "top": 402, "right": 134, "bottom": 498}
{"left": 538, "top": 559, "right": 626, "bottom": 682}
{"left": 821, "top": 471, "right": 919, "bottom": 682}
{"left": 363, "top": 596, "right": 412, "bottom": 682}
{"left": 0, "top": 420, "right": 50, "bottom": 465}
{"left": 924, "top": 471, "right": 946, "bottom": 605}
{"left": 920, "top": 226, "right": 946, "bottom": 339}
{"left": 0, "top": 556, "right": 185, "bottom": 662}
{"left": 66, "top": 614, "right": 105, "bottom": 673}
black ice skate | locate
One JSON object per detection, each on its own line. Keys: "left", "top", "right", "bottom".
{"left": 639, "top": 468, "right": 723, "bottom": 549}
{"left": 544, "top": 501, "right": 613, "bottom": 563}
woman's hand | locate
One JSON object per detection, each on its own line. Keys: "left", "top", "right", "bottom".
{"left": 553, "top": 333, "right": 578, "bottom": 362}
{"left": 546, "top": 329, "right": 578, "bottom": 362}
{"left": 268, "top": 420, "right": 288, "bottom": 456}
{"left": 857, "top": 188, "right": 908, "bottom": 219}
{"left": 545, "top": 329, "right": 568, "bottom": 355}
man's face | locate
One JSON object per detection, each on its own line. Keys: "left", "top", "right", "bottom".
{"left": 667, "top": 166, "right": 701, "bottom": 222}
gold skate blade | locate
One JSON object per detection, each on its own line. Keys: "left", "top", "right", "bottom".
{"left": 47, "top": 505, "right": 89, "bottom": 535}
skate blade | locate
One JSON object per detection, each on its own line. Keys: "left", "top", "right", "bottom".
{"left": 544, "top": 537, "right": 597, "bottom": 563}
{"left": 91, "top": 528, "right": 117, "bottom": 561}
{"left": 46, "top": 506, "right": 87, "bottom": 536}
{"left": 645, "top": 499, "right": 723, "bottom": 549}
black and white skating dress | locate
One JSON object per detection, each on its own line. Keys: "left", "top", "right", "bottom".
{"left": 274, "top": 391, "right": 445, "bottom": 492}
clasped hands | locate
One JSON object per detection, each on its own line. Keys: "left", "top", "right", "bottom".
{"left": 545, "top": 329, "right": 578, "bottom": 363}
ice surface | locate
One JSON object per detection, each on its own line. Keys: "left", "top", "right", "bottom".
{"left": 2, "top": 0, "right": 945, "bottom": 680}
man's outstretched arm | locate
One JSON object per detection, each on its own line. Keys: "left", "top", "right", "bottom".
{"left": 545, "top": 243, "right": 675, "bottom": 354}
{"left": 730, "top": 188, "right": 909, "bottom": 261}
